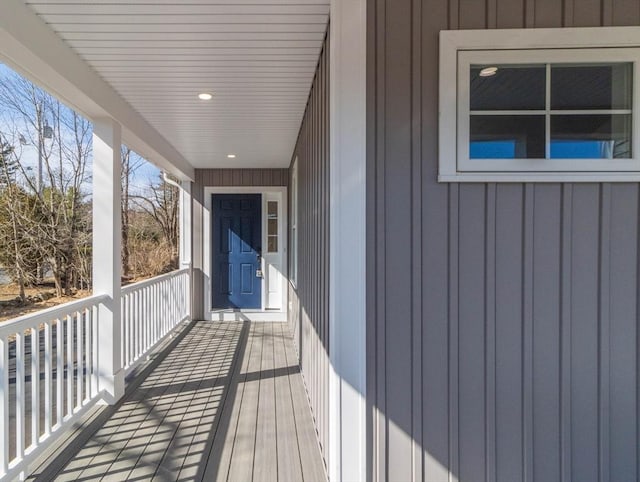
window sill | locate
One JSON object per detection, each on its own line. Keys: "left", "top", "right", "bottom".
{"left": 438, "top": 171, "right": 640, "bottom": 183}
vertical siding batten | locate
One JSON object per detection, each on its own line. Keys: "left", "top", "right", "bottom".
{"left": 560, "top": 184, "right": 573, "bottom": 482}
{"left": 287, "top": 30, "right": 330, "bottom": 471}
{"left": 485, "top": 184, "right": 497, "bottom": 482}
{"left": 523, "top": 184, "right": 535, "bottom": 482}
{"left": 448, "top": 184, "right": 460, "bottom": 482}
{"left": 374, "top": 0, "right": 388, "bottom": 478}
{"left": 411, "top": 0, "right": 424, "bottom": 475}
{"left": 599, "top": 184, "right": 612, "bottom": 482}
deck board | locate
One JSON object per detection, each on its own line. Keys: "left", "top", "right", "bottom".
{"left": 226, "top": 321, "right": 262, "bottom": 481}
{"left": 283, "top": 323, "right": 328, "bottom": 482}
{"left": 30, "top": 321, "right": 326, "bottom": 482}
{"left": 274, "top": 322, "right": 304, "bottom": 482}
{"left": 254, "top": 322, "right": 278, "bottom": 480}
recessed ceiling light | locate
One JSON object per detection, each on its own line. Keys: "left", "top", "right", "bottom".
{"left": 198, "top": 92, "right": 213, "bottom": 100}
{"left": 479, "top": 66, "right": 498, "bottom": 77}
{"left": 227, "top": 154, "right": 236, "bottom": 159}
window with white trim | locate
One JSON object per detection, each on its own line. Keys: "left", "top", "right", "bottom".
{"left": 290, "top": 158, "right": 298, "bottom": 286}
{"left": 439, "top": 27, "right": 640, "bottom": 182}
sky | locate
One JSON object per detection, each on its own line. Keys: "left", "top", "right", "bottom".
{"left": 0, "top": 63, "right": 161, "bottom": 193}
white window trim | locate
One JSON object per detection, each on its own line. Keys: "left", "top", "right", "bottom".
{"left": 439, "top": 26, "right": 640, "bottom": 182}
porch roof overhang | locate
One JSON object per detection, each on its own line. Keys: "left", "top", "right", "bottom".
{"left": 0, "top": 0, "right": 329, "bottom": 178}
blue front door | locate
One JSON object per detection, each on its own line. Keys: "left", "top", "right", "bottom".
{"left": 212, "top": 194, "right": 262, "bottom": 309}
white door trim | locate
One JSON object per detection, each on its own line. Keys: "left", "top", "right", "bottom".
{"left": 203, "top": 186, "right": 288, "bottom": 322}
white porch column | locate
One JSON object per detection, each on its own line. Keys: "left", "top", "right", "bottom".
{"left": 329, "top": 0, "right": 367, "bottom": 480}
{"left": 92, "top": 118, "right": 124, "bottom": 404}
{"left": 179, "top": 180, "right": 192, "bottom": 269}
{"left": 179, "top": 180, "right": 193, "bottom": 320}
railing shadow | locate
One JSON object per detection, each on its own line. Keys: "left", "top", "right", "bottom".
{"left": 29, "top": 320, "right": 196, "bottom": 481}
{"left": 27, "top": 319, "right": 308, "bottom": 481}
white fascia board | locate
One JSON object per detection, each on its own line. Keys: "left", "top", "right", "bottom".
{"left": 0, "top": 0, "right": 194, "bottom": 181}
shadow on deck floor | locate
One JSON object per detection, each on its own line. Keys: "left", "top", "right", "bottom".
{"left": 28, "top": 321, "right": 327, "bottom": 482}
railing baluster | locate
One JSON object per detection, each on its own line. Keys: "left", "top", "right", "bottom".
{"left": 85, "top": 308, "right": 91, "bottom": 402}
{"left": 150, "top": 285, "right": 155, "bottom": 346}
{"left": 128, "top": 293, "right": 133, "bottom": 365}
{"left": 168, "top": 278, "right": 172, "bottom": 330}
{"left": 153, "top": 284, "right": 158, "bottom": 343}
{"left": 174, "top": 276, "right": 178, "bottom": 325}
{"left": 56, "top": 318, "right": 63, "bottom": 427}
{"left": 122, "top": 294, "right": 126, "bottom": 367}
{"left": 44, "top": 322, "right": 52, "bottom": 436}
{"left": 139, "top": 288, "right": 144, "bottom": 355}
{"left": 92, "top": 305, "right": 99, "bottom": 398}
{"left": 138, "top": 288, "right": 143, "bottom": 353}
{"left": 122, "top": 294, "right": 131, "bottom": 367}
{"left": 0, "top": 295, "right": 108, "bottom": 480}
{"left": 0, "top": 336, "right": 9, "bottom": 476}
{"left": 162, "top": 279, "right": 167, "bottom": 333}
{"left": 31, "top": 327, "right": 40, "bottom": 448}
{"left": 157, "top": 282, "right": 162, "bottom": 336}
{"left": 134, "top": 289, "right": 138, "bottom": 360}
{"left": 16, "top": 331, "right": 25, "bottom": 461}
{"left": 66, "top": 314, "right": 73, "bottom": 418}
{"left": 76, "top": 311, "right": 83, "bottom": 408}
{"left": 120, "top": 297, "right": 124, "bottom": 370}
{"left": 116, "top": 268, "right": 189, "bottom": 374}
{"left": 147, "top": 286, "right": 151, "bottom": 349}
{"left": 144, "top": 286, "right": 148, "bottom": 351}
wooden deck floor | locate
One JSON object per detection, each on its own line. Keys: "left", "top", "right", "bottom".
{"left": 30, "top": 321, "right": 327, "bottom": 482}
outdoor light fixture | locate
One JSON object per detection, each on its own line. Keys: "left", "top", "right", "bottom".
{"left": 42, "top": 122, "right": 53, "bottom": 139}
{"left": 479, "top": 66, "right": 498, "bottom": 77}
{"left": 198, "top": 93, "right": 213, "bottom": 100}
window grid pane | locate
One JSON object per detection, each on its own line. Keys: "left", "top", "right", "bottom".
{"left": 469, "top": 61, "right": 633, "bottom": 159}
{"left": 267, "top": 201, "right": 278, "bottom": 253}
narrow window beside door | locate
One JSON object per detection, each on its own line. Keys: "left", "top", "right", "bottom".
{"left": 267, "top": 200, "right": 278, "bottom": 253}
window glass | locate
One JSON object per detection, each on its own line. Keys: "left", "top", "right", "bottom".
{"left": 551, "top": 63, "right": 632, "bottom": 110}
{"left": 267, "top": 201, "right": 278, "bottom": 253}
{"left": 268, "top": 219, "right": 278, "bottom": 235}
{"left": 268, "top": 237, "right": 278, "bottom": 252}
{"left": 470, "top": 65, "right": 546, "bottom": 110}
{"left": 470, "top": 115, "right": 545, "bottom": 158}
{"left": 550, "top": 114, "right": 632, "bottom": 158}
{"left": 468, "top": 62, "right": 633, "bottom": 160}
{"left": 268, "top": 201, "right": 278, "bottom": 217}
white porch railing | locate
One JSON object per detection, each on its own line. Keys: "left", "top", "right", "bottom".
{"left": 121, "top": 268, "right": 190, "bottom": 375}
{"left": 0, "top": 268, "right": 190, "bottom": 480}
{"left": 0, "top": 295, "right": 106, "bottom": 481}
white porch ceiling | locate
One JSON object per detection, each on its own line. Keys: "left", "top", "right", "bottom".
{"left": 22, "top": 0, "right": 329, "bottom": 169}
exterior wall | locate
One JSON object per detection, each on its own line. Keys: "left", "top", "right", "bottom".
{"left": 191, "top": 168, "right": 288, "bottom": 319}
{"left": 288, "top": 33, "right": 331, "bottom": 466}
{"left": 367, "top": 2, "right": 640, "bottom": 482}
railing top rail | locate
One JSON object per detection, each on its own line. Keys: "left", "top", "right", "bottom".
{"left": 121, "top": 267, "right": 189, "bottom": 294}
{"left": 0, "top": 294, "right": 108, "bottom": 338}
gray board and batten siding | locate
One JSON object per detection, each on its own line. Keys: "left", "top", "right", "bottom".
{"left": 367, "top": 1, "right": 640, "bottom": 482}
{"left": 288, "top": 31, "right": 331, "bottom": 471}
{"left": 191, "top": 169, "right": 288, "bottom": 320}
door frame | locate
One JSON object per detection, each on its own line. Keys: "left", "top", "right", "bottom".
{"left": 203, "top": 186, "right": 288, "bottom": 321}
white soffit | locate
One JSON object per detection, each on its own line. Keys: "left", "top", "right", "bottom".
{"left": 23, "top": 0, "right": 329, "bottom": 169}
